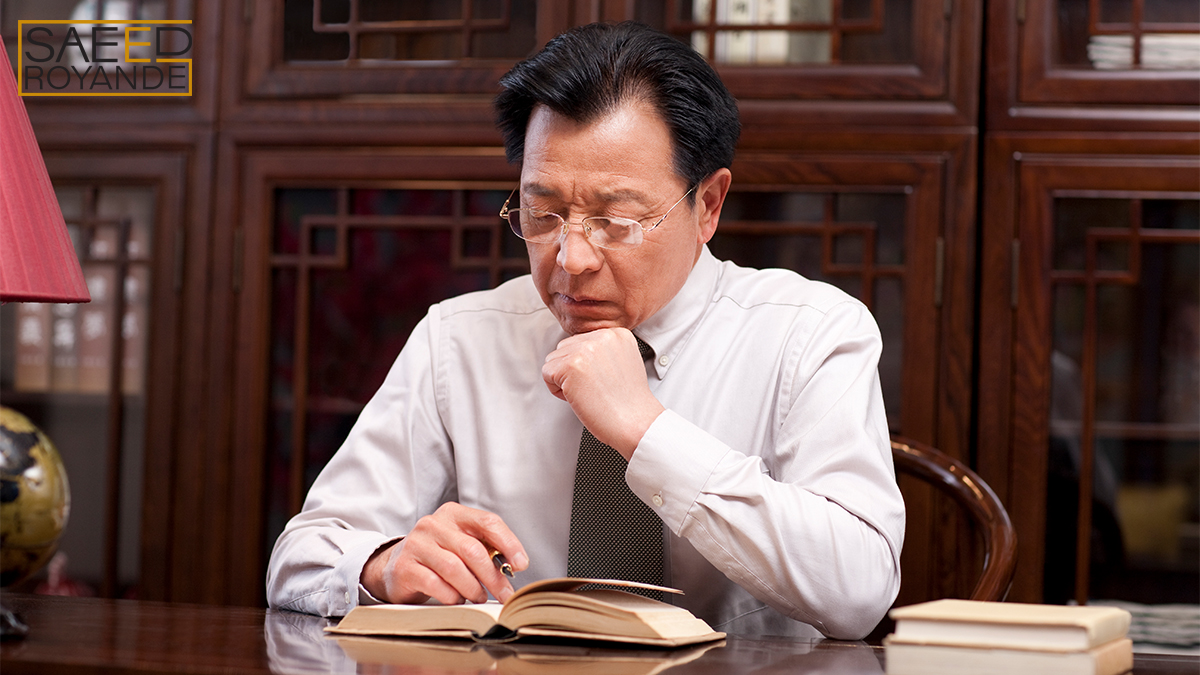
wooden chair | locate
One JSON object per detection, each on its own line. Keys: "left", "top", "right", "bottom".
{"left": 891, "top": 435, "right": 1018, "bottom": 602}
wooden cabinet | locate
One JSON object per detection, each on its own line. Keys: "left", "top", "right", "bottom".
{"left": 5, "top": 0, "right": 1193, "bottom": 611}
{"left": 987, "top": 0, "right": 1198, "bottom": 124}
{"left": 208, "top": 0, "right": 982, "bottom": 607}
{"left": 1, "top": 0, "right": 214, "bottom": 599}
{"left": 0, "top": 151, "right": 193, "bottom": 598}
{"left": 978, "top": 0, "right": 1199, "bottom": 606}
{"left": 979, "top": 139, "right": 1199, "bottom": 605}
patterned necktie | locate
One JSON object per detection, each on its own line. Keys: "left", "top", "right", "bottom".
{"left": 566, "top": 338, "right": 664, "bottom": 598}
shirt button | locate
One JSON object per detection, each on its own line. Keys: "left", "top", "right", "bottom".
{"left": 344, "top": 591, "right": 350, "bottom": 603}
{"left": 658, "top": 355, "right": 669, "bottom": 367}
{"left": 652, "top": 493, "right": 664, "bottom": 507}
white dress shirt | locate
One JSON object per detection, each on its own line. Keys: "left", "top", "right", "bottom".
{"left": 266, "top": 246, "right": 905, "bottom": 640}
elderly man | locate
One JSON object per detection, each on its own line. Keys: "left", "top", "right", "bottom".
{"left": 267, "top": 21, "right": 904, "bottom": 640}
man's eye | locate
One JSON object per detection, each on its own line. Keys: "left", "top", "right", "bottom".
{"left": 525, "top": 211, "right": 561, "bottom": 230}
{"left": 592, "top": 218, "right": 635, "bottom": 233}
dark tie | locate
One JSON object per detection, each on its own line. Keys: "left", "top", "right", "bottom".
{"left": 566, "top": 338, "right": 664, "bottom": 598}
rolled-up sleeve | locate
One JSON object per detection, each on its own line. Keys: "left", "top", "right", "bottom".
{"left": 626, "top": 300, "right": 905, "bottom": 640}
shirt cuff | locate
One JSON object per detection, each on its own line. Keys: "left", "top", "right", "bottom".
{"left": 332, "top": 534, "right": 401, "bottom": 614}
{"left": 625, "top": 409, "right": 730, "bottom": 534}
{"left": 358, "top": 582, "right": 385, "bottom": 606}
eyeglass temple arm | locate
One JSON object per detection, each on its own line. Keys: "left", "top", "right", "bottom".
{"left": 498, "top": 188, "right": 518, "bottom": 218}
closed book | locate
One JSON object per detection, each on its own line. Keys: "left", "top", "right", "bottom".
{"left": 14, "top": 303, "right": 51, "bottom": 391}
{"left": 884, "top": 637, "right": 1134, "bottom": 675}
{"left": 888, "top": 599, "right": 1131, "bottom": 652}
{"left": 50, "top": 304, "right": 79, "bottom": 392}
{"left": 724, "top": 0, "right": 753, "bottom": 64}
{"left": 755, "top": 0, "right": 789, "bottom": 64}
{"left": 78, "top": 265, "right": 116, "bottom": 393}
{"left": 121, "top": 266, "right": 149, "bottom": 395}
{"left": 691, "top": 0, "right": 715, "bottom": 58}
{"left": 327, "top": 577, "right": 725, "bottom": 648}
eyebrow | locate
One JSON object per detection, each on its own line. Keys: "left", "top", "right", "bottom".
{"left": 522, "top": 184, "right": 653, "bottom": 206}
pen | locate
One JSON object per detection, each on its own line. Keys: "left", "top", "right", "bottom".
{"left": 488, "top": 548, "right": 514, "bottom": 577}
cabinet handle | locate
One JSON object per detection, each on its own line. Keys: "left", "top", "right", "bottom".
{"left": 1010, "top": 240, "right": 1020, "bottom": 309}
{"left": 174, "top": 226, "right": 185, "bottom": 293}
{"left": 233, "top": 229, "right": 244, "bottom": 294}
{"left": 934, "top": 237, "right": 944, "bottom": 308}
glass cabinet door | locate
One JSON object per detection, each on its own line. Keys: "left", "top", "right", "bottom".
{"left": 999, "top": 156, "right": 1200, "bottom": 609}
{"left": 0, "top": 184, "right": 156, "bottom": 599}
{"left": 1015, "top": 0, "right": 1199, "bottom": 106}
{"left": 263, "top": 185, "right": 528, "bottom": 551}
{"left": 248, "top": 0, "right": 975, "bottom": 112}
{"left": 1043, "top": 196, "right": 1199, "bottom": 607}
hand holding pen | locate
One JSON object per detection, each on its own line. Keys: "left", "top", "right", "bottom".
{"left": 360, "top": 502, "right": 528, "bottom": 606}
{"left": 489, "top": 548, "right": 514, "bottom": 578}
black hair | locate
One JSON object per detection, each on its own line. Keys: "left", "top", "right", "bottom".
{"left": 494, "top": 21, "right": 740, "bottom": 195}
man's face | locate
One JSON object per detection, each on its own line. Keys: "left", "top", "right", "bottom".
{"left": 521, "top": 102, "right": 717, "bottom": 335}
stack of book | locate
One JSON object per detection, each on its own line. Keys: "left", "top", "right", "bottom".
{"left": 13, "top": 221, "right": 149, "bottom": 396}
{"left": 884, "top": 599, "right": 1133, "bottom": 675}
{"left": 1088, "top": 34, "right": 1200, "bottom": 70}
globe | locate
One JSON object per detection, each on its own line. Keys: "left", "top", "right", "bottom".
{"left": 0, "top": 406, "right": 70, "bottom": 588}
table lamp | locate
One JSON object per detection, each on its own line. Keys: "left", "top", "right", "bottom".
{"left": 0, "top": 35, "right": 90, "bottom": 639}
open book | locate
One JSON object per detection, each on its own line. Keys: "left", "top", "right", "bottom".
{"left": 334, "top": 635, "right": 724, "bottom": 674}
{"left": 326, "top": 577, "right": 725, "bottom": 647}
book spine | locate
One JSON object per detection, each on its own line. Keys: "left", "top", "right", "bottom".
{"left": 78, "top": 265, "right": 116, "bottom": 394}
{"left": 692, "top": 0, "right": 713, "bottom": 58}
{"left": 756, "top": 0, "right": 790, "bottom": 64}
{"left": 788, "top": 0, "right": 834, "bottom": 64}
{"left": 726, "top": 0, "right": 754, "bottom": 64}
{"left": 14, "top": 303, "right": 51, "bottom": 392}
{"left": 121, "top": 266, "right": 148, "bottom": 395}
{"left": 50, "top": 304, "right": 79, "bottom": 392}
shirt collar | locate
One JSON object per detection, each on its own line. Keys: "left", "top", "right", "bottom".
{"left": 634, "top": 245, "right": 721, "bottom": 379}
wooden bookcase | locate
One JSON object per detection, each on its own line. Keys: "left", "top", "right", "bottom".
{"left": 5, "top": 0, "right": 1194, "bottom": 613}
{"left": 978, "top": 0, "right": 1199, "bottom": 605}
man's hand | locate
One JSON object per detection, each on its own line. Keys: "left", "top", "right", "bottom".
{"left": 361, "top": 502, "right": 528, "bottom": 605}
{"left": 542, "top": 327, "right": 665, "bottom": 459}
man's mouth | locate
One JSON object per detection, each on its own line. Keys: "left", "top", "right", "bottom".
{"left": 557, "top": 293, "right": 604, "bottom": 306}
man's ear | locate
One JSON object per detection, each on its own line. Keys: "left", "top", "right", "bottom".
{"left": 696, "top": 168, "right": 732, "bottom": 245}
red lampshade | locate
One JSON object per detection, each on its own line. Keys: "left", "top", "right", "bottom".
{"left": 0, "top": 36, "right": 90, "bottom": 304}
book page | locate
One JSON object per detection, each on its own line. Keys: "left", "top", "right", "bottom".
{"left": 884, "top": 638, "right": 1134, "bottom": 675}
{"left": 503, "top": 590, "right": 720, "bottom": 641}
{"left": 328, "top": 601, "right": 504, "bottom": 637}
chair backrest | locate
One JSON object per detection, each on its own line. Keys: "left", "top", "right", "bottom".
{"left": 890, "top": 435, "right": 1018, "bottom": 602}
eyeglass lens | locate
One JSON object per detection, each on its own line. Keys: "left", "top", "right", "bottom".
{"left": 506, "top": 210, "right": 642, "bottom": 248}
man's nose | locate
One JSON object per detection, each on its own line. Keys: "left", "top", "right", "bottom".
{"left": 555, "top": 223, "right": 604, "bottom": 275}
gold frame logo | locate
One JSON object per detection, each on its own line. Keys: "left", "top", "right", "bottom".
{"left": 18, "top": 20, "right": 193, "bottom": 97}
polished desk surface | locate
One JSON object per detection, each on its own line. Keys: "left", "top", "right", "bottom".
{"left": 1, "top": 593, "right": 1196, "bottom": 675}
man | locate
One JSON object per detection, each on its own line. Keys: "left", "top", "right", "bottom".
{"left": 267, "top": 21, "right": 904, "bottom": 640}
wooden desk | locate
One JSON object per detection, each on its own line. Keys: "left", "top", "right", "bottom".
{"left": 1, "top": 594, "right": 1195, "bottom": 674}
